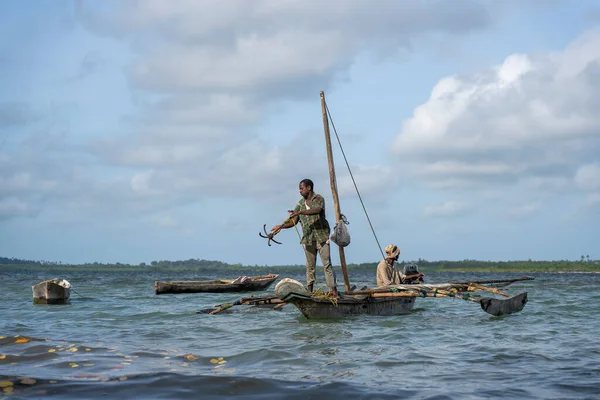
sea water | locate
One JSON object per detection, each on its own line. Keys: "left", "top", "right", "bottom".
{"left": 1, "top": 270, "right": 599, "bottom": 399}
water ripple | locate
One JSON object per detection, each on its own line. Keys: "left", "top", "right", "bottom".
{"left": 1, "top": 271, "right": 599, "bottom": 399}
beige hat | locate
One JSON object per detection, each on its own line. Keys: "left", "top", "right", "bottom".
{"left": 384, "top": 244, "right": 400, "bottom": 259}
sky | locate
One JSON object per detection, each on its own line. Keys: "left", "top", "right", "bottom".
{"left": 1, "top": 0, "right": 599, "bottom": 266}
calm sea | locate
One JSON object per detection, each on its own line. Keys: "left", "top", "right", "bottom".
{"left": 1, "top": 269, "right": 598, "bottom": 399}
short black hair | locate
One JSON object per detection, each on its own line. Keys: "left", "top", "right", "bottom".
{"left": 299, "top": 178, "right": 314, "bottom": 190}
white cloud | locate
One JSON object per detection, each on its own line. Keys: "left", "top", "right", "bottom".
{"left": 130, "top": 170, "right": 155, "bottom": 193}
{"left": 46, "top": 0, "right": 504, "bottom": 224}
{"left": 337, "top": 165, "right": 395, "bottom": 198}
{"left": 157, "top": 215, "right": 178, "bottom": 228}
{"left": 575, "top": 163, "right": 600, "bottom": 191}
{"left": 77, "top": 0, "right": 499, "bottom": 97}
{"left": 422, "top": 201, "right": 468, "bottom": 218}
{"left": 584, "top": 193, "right": 600, "bottom": 209}
{"left": 506, "top": 202, "right": 541, "bottom": 220}
{"left": 135, "top": 94, "right": 261, "bottom": 126}
{"left": 392, "top": 29, "right": 600, "bottom": 198}
{"left": 0, "top": 197, "right": 30, "bottom": 219}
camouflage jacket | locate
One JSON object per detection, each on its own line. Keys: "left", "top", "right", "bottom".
{"left": 294, "top": 193, "right": 330, "bottom": 245}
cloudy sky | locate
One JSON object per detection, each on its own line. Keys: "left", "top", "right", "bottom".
{"left": 1, "top": 0, "right": 599, "bottom": 266}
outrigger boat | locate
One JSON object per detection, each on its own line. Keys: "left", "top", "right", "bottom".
{"left": 269, "top": 91, "right": 532, "bottom": 319}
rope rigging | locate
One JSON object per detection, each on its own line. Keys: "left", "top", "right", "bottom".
{"left": 324, "top": 101, "right": 385, "bottom": 260}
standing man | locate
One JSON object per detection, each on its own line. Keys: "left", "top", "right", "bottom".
{"left": 272, "top": 178, "right": 339, "bottom": 298}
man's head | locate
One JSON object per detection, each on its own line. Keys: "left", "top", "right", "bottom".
{"left": 299, "top": 179, "right": 314, "bottom": 199}
{"left": 384, "top": 244, "right": 400, "bottom": 261}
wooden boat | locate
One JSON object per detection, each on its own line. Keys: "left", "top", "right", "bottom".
{"left": 273, "top": 91, "right": 531, "bottom": 319}
{"left": 32, "top": 279, "right": 71, "bottom": 304}
{"left": 275, "top": 278, "right": 416, "bottom": 318}
{"left": 154, "top": 273, "right": 280, "bottom": 295}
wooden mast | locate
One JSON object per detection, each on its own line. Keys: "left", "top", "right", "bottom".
{"left": 320, "top": 91, "right": 351, "bottom": 292}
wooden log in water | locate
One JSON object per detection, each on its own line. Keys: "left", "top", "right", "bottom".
{"left": 155, "top": 274, "right": 279, "bottom": 295}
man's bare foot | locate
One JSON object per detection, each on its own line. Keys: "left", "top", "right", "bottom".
{"left": 307, "top": 283, "right": 314, "bottom": 293}
{"left": 331, "top": 286, "right": 339, "bottom": 299}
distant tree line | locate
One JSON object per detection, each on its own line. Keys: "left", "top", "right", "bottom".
{"left": 1, "top": 256, "right": 598, "bottom": 273}
{"left": 349, "top": 258, "right": 599, "bottom": 273}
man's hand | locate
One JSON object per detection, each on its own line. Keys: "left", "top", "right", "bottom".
{"left": 288, "top": 210, "right": 301, "bottom": 219}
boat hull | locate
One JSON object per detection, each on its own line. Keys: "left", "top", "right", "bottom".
{"left": 32, "top": 280, "right": 70, "bottom": 304}
{"left": 287, "top": 295, "right": 416, "bottom": 319}
{"left": 155, "top": 274, "right": 279, "bottom": 294}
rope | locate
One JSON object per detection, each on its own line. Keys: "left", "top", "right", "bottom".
{"left": 293, "top": 221, "right": 303, "bottom": 242}
{"left": 325, "top": 102, "right": 385, "bottom": 260}
{"left": 311, "top": 288, "right": 339, "bottom": 307}
{"left": 276, "top": 215, "right": 303, "bottom": 243}
{"left": 71, "top": 288, "right": 86, "bottom": 298}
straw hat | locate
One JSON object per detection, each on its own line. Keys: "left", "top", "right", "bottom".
{"left": 384, "top": 244, "right": 400, "bottom": 259}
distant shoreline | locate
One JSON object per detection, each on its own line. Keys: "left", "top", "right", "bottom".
{"left": 1, "top": 256, "right": 598, "bottom": 274}
{"left": 0, "top": 258, "right": 600, "bottom": 276}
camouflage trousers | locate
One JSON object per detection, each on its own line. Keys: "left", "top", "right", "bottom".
{"left": 304, "top": 240, "right": 337, "bottom": 289}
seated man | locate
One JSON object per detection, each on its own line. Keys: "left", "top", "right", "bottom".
{"left": 376, "top": 244, "right": 424, "bottom": 286}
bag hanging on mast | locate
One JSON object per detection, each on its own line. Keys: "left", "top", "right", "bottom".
{"left": 330, "top": 214, "right": 351, "bottom": 247}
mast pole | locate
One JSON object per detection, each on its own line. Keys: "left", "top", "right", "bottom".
{"left": 320, "top": 91, "right": 351, "bottom": 292}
